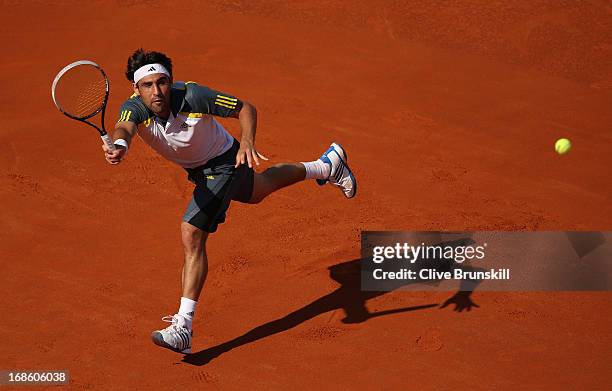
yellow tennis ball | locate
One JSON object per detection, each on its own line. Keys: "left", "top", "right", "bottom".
{"left": 555, "top": 138, "right": 571, "bottom": 154}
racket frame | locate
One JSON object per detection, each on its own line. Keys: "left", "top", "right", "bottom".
{"left": 51, "top": 60, "right": 116, "bottom": 151}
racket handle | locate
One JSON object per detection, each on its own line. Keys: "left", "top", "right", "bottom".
{"left": 101, "top": 134, "right": 116, "bottom": 152}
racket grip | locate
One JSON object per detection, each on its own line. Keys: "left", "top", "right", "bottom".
{"left": 101, "top": 134, "right": 116, "bottom": 152}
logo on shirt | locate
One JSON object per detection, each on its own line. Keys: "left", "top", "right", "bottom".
{"left": 180, "top": 122, "right": 189, "bottom": 129}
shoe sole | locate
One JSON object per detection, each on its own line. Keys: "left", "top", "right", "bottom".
{"left": 346, "top": 169, "right": 357, "bottom": 199}
{"left": 336, "top": 161, "right": 357, "bottom": 199}
{"left": 151, "top": 331, "right": 192, "bottom": 354}
{"left": 330, "top": 144, "right": 357, "bottom": 198}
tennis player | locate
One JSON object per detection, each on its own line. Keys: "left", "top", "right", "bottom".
{"left": 103, "top": 49, "right": 356, "bottom": 354}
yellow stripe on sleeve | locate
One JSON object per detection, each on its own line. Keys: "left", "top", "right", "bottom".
{"left": 215, "top": 101, "right": 236, "bottom": 110}
{"left": 215, "top": 98, "right": 237, "bottom": 106}
{"left": 118, "top": 110, "right": 133, "bottom": 122}
{"left": 216, "top": 95, "right": 237, "bottom": 102}
{"left": 215, "top": 98, "right": 236, "bottom": 107}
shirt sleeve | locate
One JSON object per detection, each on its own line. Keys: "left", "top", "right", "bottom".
{"left": 185, "top": 83, "right": 243, "bottom": 118}
{"left": 116, "top": 97, "right": 149, "bottom": 125}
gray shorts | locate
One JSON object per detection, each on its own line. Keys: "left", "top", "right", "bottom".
{"left": 182, "top": 140, "right": 254, "bottom": 233}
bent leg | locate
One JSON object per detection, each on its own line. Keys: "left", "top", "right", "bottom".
{"left": 181, "top": 222, "right": 209, "bottom": 300}
{"left": 248, "top": 163, "right": 306, "bottom": 204}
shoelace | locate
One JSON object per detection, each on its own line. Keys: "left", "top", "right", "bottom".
{"left": 159, "top": 315, "right": 190, "bottom": 350}
{"left": 160, "top": 315, "right": 185, "bottom": 332}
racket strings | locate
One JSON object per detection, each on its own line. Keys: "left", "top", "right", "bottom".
{"left": 54, "top": 65, "right": 107, "bottom": 119}
{"left": 74, "top": 79, "right": 107, "bottom": 117}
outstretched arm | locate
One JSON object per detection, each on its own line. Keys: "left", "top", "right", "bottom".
{"left": 103, "top": 120, "right": 137, "bottom": 165}
{"left": 231, "top": 101, "right": 268, "bottom": 168}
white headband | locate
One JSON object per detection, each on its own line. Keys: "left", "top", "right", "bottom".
{"left": 133, "top": 63, "right": 170, "bottom": 85}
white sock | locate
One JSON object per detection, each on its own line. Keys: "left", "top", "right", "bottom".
{"left": 302, "top": 159, "right": 330, "bottom": 180}
{"left": 178, "top": 297, "right": 197, "bottom": 330}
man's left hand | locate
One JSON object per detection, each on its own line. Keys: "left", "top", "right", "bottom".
{"left": 235, "top": 141, "right": 268, "bottom": 168}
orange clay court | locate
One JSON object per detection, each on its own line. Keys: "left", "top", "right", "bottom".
{"left": 1, "top": 1, "right": 611, "bottom": 390}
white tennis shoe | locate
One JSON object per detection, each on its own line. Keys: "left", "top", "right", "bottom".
{"left": 319, "top": 142, "right": 357, "bottom": 199}
{"left": 316, "top": 142, "right": 347, "bottom": 186}
{"left": 151, "top": 314, "right": 192, "bottom": 354}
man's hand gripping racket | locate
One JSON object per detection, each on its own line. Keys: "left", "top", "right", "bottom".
{"left": 51, "top": 60, "right": 125, "bottom": 164}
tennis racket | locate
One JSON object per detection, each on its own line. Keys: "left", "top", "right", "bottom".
{"left": 51, "top": 60, "right": 116, "bottom": 151}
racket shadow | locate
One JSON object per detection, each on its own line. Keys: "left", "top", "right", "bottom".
{"left": 182, "top": 257, "right": 440, "bottom": 366}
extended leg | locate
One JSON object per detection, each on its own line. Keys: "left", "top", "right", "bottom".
{"left": 248, "top": 163, "right": 306, "bottom": 204}
{"left": 248, "top": 142, "right": 357, "bottom": 203}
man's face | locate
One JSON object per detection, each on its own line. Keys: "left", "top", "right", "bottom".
{"left": 134, "top": 73, "right": 172, "bottom": 116}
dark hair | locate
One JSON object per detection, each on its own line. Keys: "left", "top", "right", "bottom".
{"left": 125, "top": 48, "right": 173, "bottom": 82}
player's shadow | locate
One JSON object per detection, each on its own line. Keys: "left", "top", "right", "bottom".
{"left": 183, "top": 238, "right": 481, "bottom": 366}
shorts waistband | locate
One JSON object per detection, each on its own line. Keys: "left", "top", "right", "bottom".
{"left": 185, "top": 139, "right": 239, "bottom": 175}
